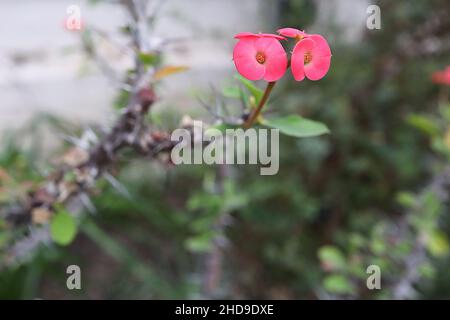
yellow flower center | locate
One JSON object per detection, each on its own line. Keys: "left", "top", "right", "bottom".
{"left": 256, "top": 52, "right": 266, "bottom": 64}
{"left": 304, "top": 51, "right": 313, "bottom": 64}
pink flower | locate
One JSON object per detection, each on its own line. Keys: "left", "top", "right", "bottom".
{"left": 432, "top": 67, "right": 450, "bottom": 86}
{"left": 233, "top": 33, "right": 288, "bottom": 82}
{"left": 290, "top": 35, "right": 332, "bottom": 81}
{"left": 278, "top": 27, "right": 332, "bottom": 81}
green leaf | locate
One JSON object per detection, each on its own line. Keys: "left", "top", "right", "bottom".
{"left": 323, "top": 274, "right": 353, "bottom": 294}
{"left": 50, "top": 210, "right": 77, "bottom": 246}
{"left": 185, "top": 233, "right": 213, "bottom": 253}
{"left": 235, "top": 75, "right": 264, "bottom": 104}
{"left": 318, "top": 246, "right": 346, "bottom": 271}
{"left": 423, "top": 191, "right": 441, "bottom": 218}
{"left": 138, "top": 52, "right": 160, "bottom": 67}
{"left": 406, "top": 114, "right": 440, "bottom": 137}
{"left": 370, "top": 238, "right": 387, "bottom": 255}
{"left": 205, "top": 123, "right": 239, "bottom": 136}
{"left": 418, "top": 263, "right": 436, "bottom": 279}
{"left": 114, "top": 89, "right": 130, "bottom": 110}
{"left": 222, "top": 86, "right": 241, "bottom": 99}
{"left": 396, "top": 191, "right": 417, "bottom": 208}
{"left": 263, "top": 115, "right": 330, "bottom": 138}
{"left": 426, "top": 230, "right": 449, "bottom": 257}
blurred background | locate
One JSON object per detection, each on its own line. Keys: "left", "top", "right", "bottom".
{"left": 1, "top": 0, "right": 450, "bottom": 299}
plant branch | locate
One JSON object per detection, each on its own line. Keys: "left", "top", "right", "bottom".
{"left": 243, "top": 81, "right": 276, "bottom": 129}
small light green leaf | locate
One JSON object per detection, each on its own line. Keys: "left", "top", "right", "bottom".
{"left": 318, "top": 246, "right": 346, "bottom": 271}
{"left": 50, "top": 210, "right": 77, "bottom": 246}
{"left": 222, "top": 86, "right": 241, "bottom": 99}
{"left": 426, "top": 230, "right": 449, "bottom": 257}
{"left": 138, "top": 52, "right": 160, "bottom": 67}
{"left": 114, "top": 89, "right": 130, "bottom": 110}
{"left": 396, "top": 191, "right": 417, "bottom": 208}
{"left": 406, "top": 114, "right": 440, "bottom": 137}
{"left": 205, "top": 123, "right": 239, "bottom": 136}
{"left": 370, "top": 238, "right": 386, "bottom": 255}
{"left": 263, "top": 115, "right": 330, "bottom": 138}
{"left": 235, "top": 75, "right": 264, "bottom": 104}
{"left": 423, "top": 191, "right": 441, "bottom": 218}
{"left": 185, "top": 233, "right": 213, "bottom": 253}
{"left": 323, "top": 274, "right": 353, "bottom": 294}
{"left": 418, "top": 263, "right": 436, "bottom": 278}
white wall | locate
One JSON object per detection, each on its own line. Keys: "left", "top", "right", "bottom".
{"left": 0, "top": 0, "right": 278, "bottom": 134}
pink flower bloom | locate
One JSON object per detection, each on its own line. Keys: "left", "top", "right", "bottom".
{"left": 290, "top": 34, "right": 332, "bottom": 81}
{"left": 277, "top": 27, "right": 332, "bottom": 81}
{"left": 432, "top": 67, "right": 450, "bottom": 86}
{"left": 233, "top": 33, "right": 288, "bottom": 82}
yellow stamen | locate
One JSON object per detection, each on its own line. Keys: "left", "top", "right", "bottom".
{"left": 304, "top": 51, "right": 312, "bottom": 64}
{"left": 256, "top": 52, "right": 266, "bottom": 64}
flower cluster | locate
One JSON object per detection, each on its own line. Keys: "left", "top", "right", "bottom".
{"left": 233, "top": 27, "right": 332, "bottom": 82}
{"left": 432, "top": 66, "right": 450, "bottom": 86}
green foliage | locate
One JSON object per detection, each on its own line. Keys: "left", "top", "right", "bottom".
{"left": 1, "top": 0, "right": 450, "bottom": 300}
{"left": 406, "top": 114, "right": 440, "bottom": 137}
{"left": 426, "top": 230, "right": 449, "bottom": 258}
{"left": 50, "top": 209, "right": 77, "bottom": 246}
{"left": 263, "top": 115, "right": 330, "bottom": 138}
{"left": 236, "top": 75, "right": 264, "bottom": 105}
{"left": 318, "top": 246, "right": 346, "bottom": 271}
{"left": 138, "top": 52, "right": 161, "bottom": 68}
{"left": 323, "top": 274, "right": 353, "bottom": 295}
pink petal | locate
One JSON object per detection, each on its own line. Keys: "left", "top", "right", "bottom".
{"left": 277, "top": 27, "right": 301, "bottom": 38}
{"left": 277, "top": 27, "right": 307, "bottom": 38}
{"left": 253, "top": 37, "right": 285, "bottom": 57}
{"left": 305, "top": 56, "right": 331, "bottom": 81}
{"left": 259, "top": 33, "right": 286, "bottom": 40}
{"left": 234, "top": 32, "right": 259, "bottom": 40}
{"left": 264, "top": 53, "right": 288, "bottom": 81}
{"left": 233, "top": 40, "right": 265, "bottom": 80}
{"left": 252, "top": 37, "right": 288, "bottom": 81}
{"left": 309, "top": 34, "right": 332, "bottom": 57}
{"left": 290, "top": 38, "right": 315, "bottom": 81}
{"left": 233, "top": 38, "right": 256, "bottom": 59}
{"left": 235, "top": 32, "right": 285, "bottom": 41}
{"left": 263, "top": 46, "right": 288, "bottom": 81}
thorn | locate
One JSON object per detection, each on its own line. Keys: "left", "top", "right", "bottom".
{"left": 80, "top": 193, "right": 97, "bottom": 214}
{"left": 104, "top": 172, "right": 132, "bottom": 200}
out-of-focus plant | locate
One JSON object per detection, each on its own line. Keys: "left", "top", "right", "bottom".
{"left": 0, "top": 0, "right": 335, "bottom": 299}
{"left": 1, "top": 0, "right": 450, "bottom": 300}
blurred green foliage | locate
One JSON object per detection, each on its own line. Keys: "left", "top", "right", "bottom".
{"left": 1, "top": 0, "right": 450, "bottom": 299}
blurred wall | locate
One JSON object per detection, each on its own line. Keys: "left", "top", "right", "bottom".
{"left": 0, "top": 0, "right": 277, "bottom": 133}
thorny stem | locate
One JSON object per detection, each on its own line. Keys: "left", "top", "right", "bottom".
{"left": 243, "top": 81, "right": 276, "bottom": 129}
{"left": 0, "top": 0, "right": 163, "bottom": 267}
